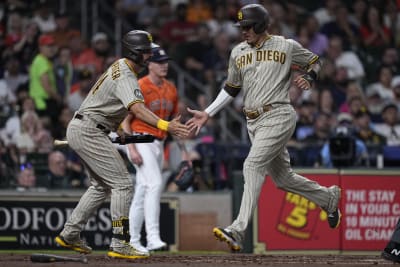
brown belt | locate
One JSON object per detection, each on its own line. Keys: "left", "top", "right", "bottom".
{"left": 243, "top": 104, "right": 273, "bottom": 119}
{"left": 74, "top": 113, "right": 110, "bottom": 134}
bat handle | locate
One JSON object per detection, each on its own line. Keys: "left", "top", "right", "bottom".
{"left": 54, "top": 140, "right": 68, "bottom": 146}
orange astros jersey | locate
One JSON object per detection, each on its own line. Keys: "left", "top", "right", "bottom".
{"left": 131, "top": 76, "right": 178, "bottom": 139}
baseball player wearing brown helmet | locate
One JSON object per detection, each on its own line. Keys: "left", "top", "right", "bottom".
{"left": 54, "top": 30, "right": 189, "bottom": 259}
{"left": 187, "top": 4, "right": 341, "bottom": 251}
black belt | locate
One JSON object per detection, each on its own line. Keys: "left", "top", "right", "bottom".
{"left": 74, "top": 114, "right": 110, "bottom": 133}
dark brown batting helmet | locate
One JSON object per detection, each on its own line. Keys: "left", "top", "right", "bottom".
{"left": 235, "top": 4, "right": 270, "bottom": 34}
{"left": 122, "top": 30, "right": 153, "bottom": 65}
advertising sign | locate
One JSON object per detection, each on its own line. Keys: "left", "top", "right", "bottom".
{"left": 255, "top": 171, "right": 400, "bottom": 252}
{"left": 256, "top": 174, "right": 340, "bottom": 250}
{"left": 0, "top": 196, "right": 178, "bottom": 250}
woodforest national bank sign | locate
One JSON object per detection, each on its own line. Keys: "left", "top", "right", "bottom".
{"left": 0, "top": 195, "right": 178, "bottom": 250}
{"left": 0, "top": 199, "right": 112, "bottom": 249}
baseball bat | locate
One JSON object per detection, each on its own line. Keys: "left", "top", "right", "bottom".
{"left": 30, "top": 253, "right": 88, "bottom": 264}
{"left": 53, "top": 134, "right": 155, "bottom": 147}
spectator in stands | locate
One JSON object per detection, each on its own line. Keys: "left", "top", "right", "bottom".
{"left": 51, "top": 106, "right": 73, "bottom": 141}
{"left": 75, "top": 32, "right": 111, "bottom": 76}
{"left": 68, "top": 30, "right": 86, "bottom": 67}
{"left": 380, "top": 47, "right": 400, "bottom": 76}
{"left": 4, "top": 10, "right": 24, "bottom": 51}
{"left": 374, "top": 102, "right": 400, "bottom": 146}
{"left": 269, "top": 1, "right": 295, "bottom": 38}
{"left": 13, "top": 110, "right": 39, "bottom": 162}
{"left": 13, "top": 109, "right": 53, "bottom": 161}
{"left": 174, "top": 23, "right": 213, "bottom": 85}
{"left": 391, "top": 81, "right": 400, "bottom": 110}
{"left": 54, "top": 46, "right": 73, "bottom": 98}
{"left": 366, "top": 65, "right": 395, "bottom": 101}
{"left": 324, "top": 36, "right": 365, "bottom": 84}
{"left": 303, "top": 112, "right": 332, "bottom": 146}
{"left": 1, "top": 55, "right": 28, "bottom": 101}
{"left": 313, "top": 0, "right": 340, "bottom": 26}
{"left": 365, "top": 87, "right": 385, "bottom": 123}
{"left": 29, "top": 34, "right": 62, "bottom": 125}
{"left": 1, "top": 96, "right": 35, "bottom": 146}
{"left": 349, "top": 0, "right": 368, "bottom": 28}
{"left": 296, "top": 14, "right": 328, "bottom": 56}
{"left": 320, "top": 4, "right": 360, "bottom": 50}
{"left": 12, "top": 20, "right": 40, "bottom": 68}
{"left": 0, "top": 139, "right": 17, "bottom": 188}
{"left": 294, "top": 100, "right": 317, "bottom": 141}
{"left": 203, "top": 31, "right": 230, "bottom": 93}
{"left": 67, "top": 68, "right": 93, "bottom": 112}
{"left": 339, "top": 81, "right": 366, "bottom": 114}
{"left": 186, "top": 0, "right": 212, "bottom": 23}
{"left": 15, "top": 162, "right": 38, "bottom": 192}
{"left": 159, "top": 3, "right": 197, "bottom": 53}
{"left": 0, "top": 78, "right": 15, "bottom": 126}
{"left": 318, "top": 88, "right": 337, "bottom": 115}
{"left": 384, "top": 0, "right": 400, "bottom": 46}
{"left": 144, "top": 0, "right": 172, "bottom": 41}
{"left": 359, "top": 5, "right": 392, "bottom": 56}
{"left": 353, "top": 108, "right": 387, "bottom": 147}
{"left": 46, "top": 150, "right": 70, "bottom": 189}
{"left": 206, "top": 4, "right": 239, "bottom": 41}
{"left": 115, "top": 0, "right": 146, "bottom": 28}
{"left": 32, "top": 0, "right": 56, "bottom": 33}
{"left": 52, "top": 11, "right": 77, "bottom": 48}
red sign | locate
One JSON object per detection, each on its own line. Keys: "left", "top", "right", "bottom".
{"left": 255, "top": 172, "right": 400, "bottom": 251}
{"left": 341, "top": 175, "right": 400, "bottom": 250}
{"left": 257, "top": 174, "right": 340, "bottom": 250}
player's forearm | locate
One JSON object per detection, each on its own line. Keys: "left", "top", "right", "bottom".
{"left": 130, "top": 102, "right": 169, "bottom": 130}
{"left": 205, "top": 89, "right": 234, "bottom": 117}
{"left": 130, "top": 103, "right": 159, "bottom": 127}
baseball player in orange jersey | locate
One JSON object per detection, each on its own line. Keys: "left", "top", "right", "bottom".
{"left": 121, "top": 44, "right": 183, "bottom": 253}
{"left": 187, "top": 4, "right": 341, "bottom": 251}
{"left": 54, "top": 30, "right": 189, "bottom": 259}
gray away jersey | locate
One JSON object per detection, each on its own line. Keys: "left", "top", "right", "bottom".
{"left": 78, "top": 58, "right": 144, "bottom": 131}
{"left": 225, "top": 35, "right": 318, "bottom": 110}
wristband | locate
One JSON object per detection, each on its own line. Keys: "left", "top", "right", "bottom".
{"left": 157, "top": 119, "right": 169, "bottom": 131}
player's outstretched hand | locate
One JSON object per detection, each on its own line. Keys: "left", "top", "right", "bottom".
{"left": 294, "top": 74, "right": 312, "bottom": 90}
{"left": 186, "top": 108, "right": 209, "bottom": 136}
{"left": 168, "top": 115, "right": 191, "bottom": 138}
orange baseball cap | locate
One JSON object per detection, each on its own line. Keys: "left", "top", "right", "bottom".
{"left": 38, "top": 34, "right": 55, "bottom": 46}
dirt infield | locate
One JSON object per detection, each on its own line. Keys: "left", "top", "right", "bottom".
{"left": 0, "top": 253, "right": 396, "bottom": 267}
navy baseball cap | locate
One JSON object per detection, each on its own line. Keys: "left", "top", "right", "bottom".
{"left": 149, "top": 45, "right": 170, "bottom": 62}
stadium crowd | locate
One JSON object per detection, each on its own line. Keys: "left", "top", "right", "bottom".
{"left": 0, "top": 0, "right": 399, "bottom": 191}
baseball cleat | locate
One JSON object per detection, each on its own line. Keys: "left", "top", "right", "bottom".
{"left": 147, "top": 240, "right": 167, "bottom": 252}
{"left": 55, "top": 235, "right": 92, "bottom": 254}
{"left": 382, "top": 250, "right": 400, "bottom": 263}
{"left": 213, "top": 227, "right": 242, "bottom": 252}
{"left": 108, "top": 243, "right": 150, "bottom": 259}
{"left": 381, "top": 242, "right": 400, "bottom": 263}
{"left": 327, "top": 186, "right": 342, "bottom": 228}
{"left": 327, "top": 209, "right": 342, "bottom": 228}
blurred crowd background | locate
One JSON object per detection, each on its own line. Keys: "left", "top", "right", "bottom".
{"left": 0, "top": 0, "right": 400, "bottom": 192}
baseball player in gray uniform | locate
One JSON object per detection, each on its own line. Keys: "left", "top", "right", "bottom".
{"left": 186, "top": 4, "right": 341, "bottom": 252}
{"left": 54, "top": 30, "right": 189, "bottom": 259}
{"left": 382, "top": 217, "right": 400, "bottom": 263}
